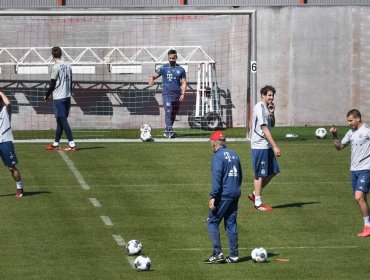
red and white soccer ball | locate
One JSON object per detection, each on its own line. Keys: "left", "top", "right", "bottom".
{"left": 251, "top": 247, "right": 268, "bottom": 262}
{"left": 134, "top": 255, "right": 151, "bottom": 271}
{"left": 315, "top": 127, "right": 327, "bottom": 139}
{"left": 126, "top": 240, "right": 142, "bottom": 255}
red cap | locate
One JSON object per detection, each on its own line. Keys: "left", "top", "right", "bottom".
{"left": 209, "top": 131, "right": 226, "bottom": 141}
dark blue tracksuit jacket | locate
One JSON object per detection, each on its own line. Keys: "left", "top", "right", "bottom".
{"left": 210, "top": 146, "right": 242, "bottom": 200}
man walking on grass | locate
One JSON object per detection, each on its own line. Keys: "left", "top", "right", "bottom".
{"left": 331, "top": 109, "right": 370, "bottom": 237}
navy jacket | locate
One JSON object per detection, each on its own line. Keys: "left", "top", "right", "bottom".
{"left": 210, "top": 146, "right": 242, "bottom": 200}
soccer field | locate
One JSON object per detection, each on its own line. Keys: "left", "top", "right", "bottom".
{"left": 1, "top": 133, "right": 370, "bottom": 279}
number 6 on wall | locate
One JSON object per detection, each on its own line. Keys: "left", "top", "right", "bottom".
{"left": 251, "top": 61, "right": 257, "bottom": 73}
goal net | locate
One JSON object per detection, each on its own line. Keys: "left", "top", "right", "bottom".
{"left": 0, "top": 10, "right": 255, "bottom": 140}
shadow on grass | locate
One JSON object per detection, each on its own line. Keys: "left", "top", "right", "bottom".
{"left": 76, "top": 146, "right": 105, "bottom": 151}
{"left": 239, "top": 252, "right": 280, "bottom": 263}
{"left": 0, "top": 191, "right": 51, "bottom": 198}
{"left": 238, "top": 255, "right": 254, "bottom": 263}
{"left": 272, "top": 201, "right": 320, "bottom": 209}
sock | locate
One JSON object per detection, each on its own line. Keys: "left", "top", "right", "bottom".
{"left": 255, "top": 196, "right": 262, "bottom": 207}
{"left": 69, "top": 141, "right": 76, "bottom": 148}
{"left": 252, "top": 191, "right": 256, "bottom": 196}
{"left": 53, "top": 142, "right": 59, "bottom": 147}
{"left": 364, "top": 216, "right": 370, "bottom": 227}
{"left": 16, "top": 181, "right": 23, "bottom": 190}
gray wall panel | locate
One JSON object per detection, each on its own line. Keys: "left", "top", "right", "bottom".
{"left": 256, "top": 6, "right": 368, "bottom": 126}
{"left": 306, "top": 0, "right": 370, "bottom": 5}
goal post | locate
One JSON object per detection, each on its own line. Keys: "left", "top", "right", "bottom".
{"left": 0, "top": 9, "right": 256, "bottom": 140}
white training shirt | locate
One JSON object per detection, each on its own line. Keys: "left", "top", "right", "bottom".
{"left": 251, "top": 101, "right": 272, "bottom": 149}
{"left": 0, "top": 105, "right": 14, "bottom": 143}
{"left": 341, "top": 124, "right": 370, "bottom": 171}
{"left": 51, "top": 61, "right": 72, "bottom": 100}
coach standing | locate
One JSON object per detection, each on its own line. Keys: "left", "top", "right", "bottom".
{"left": 204, "top": 131, "right": 242, "bottom": 264}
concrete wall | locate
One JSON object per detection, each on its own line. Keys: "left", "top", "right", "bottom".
{"left": 256, "top": 6, "right": 369, "bottom": 126}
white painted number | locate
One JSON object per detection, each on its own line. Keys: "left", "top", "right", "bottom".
{"left": 251, "top": 61, "right": 257, "bottom": 73}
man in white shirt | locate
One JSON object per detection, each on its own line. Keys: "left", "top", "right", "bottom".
{"left": 44, "top": 46, "right": 77, "bottom": 151}
{"left": 331, "top": 109, "right": 370, "bottom": 237}
{"left": 248, "top": 85, "right": 281, "bottom": 211}
{"left": 0, "top": 91, "right": 24, "bottom": 197}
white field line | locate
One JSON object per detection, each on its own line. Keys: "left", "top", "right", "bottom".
{"left": 57, "top": 152, "right": 135, "bottom": 270}
{"left": 126, "top": 256, "right": 136, "bottom": 269}
{"left": 89, "top": 197, "right": 101, "bottom": 207}
{"left": 112, "top": 235, "right": 136, "bottom": 268}
{"left": 112, "top": 235, "right": 136, "bottom": 269}
{"left": 85, "top": 181, "right": 348, "bottom": 188}
{"left": 58, "top": 152, "right": 90, "bottom": 190}
{"left": 101, "top": 216, "right": 113, "bottom": 226}
{"left": 170, "top": 245, "right": 359, "bottom": 251}
{"left": 14, "top": 138, "right": 245, "bottom": 143}
{"left": 112, "top": 234, "right": 126, "bottom": 246}
{"left": 22, "top": 181, "right": 348, "bottom": 189}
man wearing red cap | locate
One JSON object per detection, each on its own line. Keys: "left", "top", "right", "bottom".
{"left": 249, "top": 85, "right": 281, "bottom": 211}
{"left": 204, "top": 131, "right": 242, "bottom": 264}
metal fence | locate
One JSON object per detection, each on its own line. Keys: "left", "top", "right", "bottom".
{"left": 0, "top": 0, "right": 58, "bottom": 7}
{"left": 1, "top": 0, "right": 370, "bottom": 8}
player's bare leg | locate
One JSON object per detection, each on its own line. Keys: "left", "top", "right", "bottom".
{"left": 251, "top": 176, "right": 273, "bottom": 211}
{"left": 355, "top": 191, "right": 370, "bottom": 237}
{"left": 9, "top": 165, "right": 24, "bottom": 198}
{"left": 355, "top": 191, "right": 369, "bottom": 217}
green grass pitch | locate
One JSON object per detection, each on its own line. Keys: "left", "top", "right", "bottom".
{"left": 1, "top": 127, "right": 370, "bottom": 279}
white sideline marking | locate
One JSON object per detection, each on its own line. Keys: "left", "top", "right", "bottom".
{"left": 170, "top": 245, "right": 359, "bottom": 251}
{"left": 112, "top": 235, "right": 136, "bottom": 268}
{"left": 126, "top": 256, "right": 136, "bottom": 269}
{"left": 101, "top": 216, "right": 113, "bottom": 226}
{"left": 58, "top": 152, "right": 90, "bottom": 190}
{"left": 57, "top": 152, "right": 136, "bottom": 270}
{"left": 112, "top": 234, "right": 126, "bottom": 246}
{"left": 89, "top": 198, "right": 101, "bottom": 207}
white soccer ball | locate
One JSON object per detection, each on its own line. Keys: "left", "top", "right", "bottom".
{"left": 126, "top": 240, "right": 142, "bottom": 255}
{"left": 140, "top": 124, "right": 152, "bottom": 133}
{"left": 140, "top": 124, "right": 152, "bottom": 142}
{"left": 251, "top": 247, "right": 268, "bottom": 262}
{"left": 140, "top": 131, "right": 152, "bottom": 142}
{"left": 134, "top": 255, "right": 151, "bottom": 271}
{"left": 315, "top": 127, "right": 327, "bottom": 139}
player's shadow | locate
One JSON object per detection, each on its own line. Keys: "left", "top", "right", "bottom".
{"left": 272, "top": 201, "right": 320, "bottom": 209}
{"left": 238, "top": 256, "right": 253, "bottom": 263}
{"left": 238, "top": 252, "right": 280, "bottom": 263}
{"left": 24, "top": 191, "right": 51, "bottom": 197}
{"left": 0, "top": 191, "right": 51, "bottom": 198}
{"left": 75, "top": 146, "right": 105, "bottom": 151}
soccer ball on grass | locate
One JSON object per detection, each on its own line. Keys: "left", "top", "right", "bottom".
{"left": 140, "top": 124, "right": 152, "bottom": 142}
{"left": 134, "top": 255, "right": 151, "bottom": 271}
{"left": 126, "top": 240, "right": 142, "bottom": 255}
{"left": 315, "top": 127, "right": 327, "bottom": 139}
{"left": 251, "top": 247, "right": 268, "bottom": 262}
